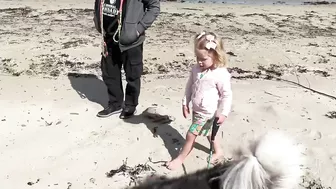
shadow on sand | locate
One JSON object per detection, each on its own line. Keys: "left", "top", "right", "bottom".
{"left": 67, "top": 72, "right": 107, "bottom": 108}
{"left": 122, "top": 111, "right": 210, "bottom": 161}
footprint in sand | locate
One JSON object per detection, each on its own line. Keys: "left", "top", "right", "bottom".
{"left": 301, "top": 128, "right": 322, "bottom": 140}
{"left": 259, "top": 105, "right": 278, "bottom": 116}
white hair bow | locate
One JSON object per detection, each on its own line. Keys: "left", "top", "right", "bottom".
{"left": 197, "top": 31, "right": 217, "bottom": 50}
{"left": 197, "top": 32, "right": 206, "bottom": 39}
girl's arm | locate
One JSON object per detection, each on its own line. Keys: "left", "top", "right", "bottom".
{"left": 182, "top": 69, "right": 193, "bottom": 106}
{"left": 216, "top": 71, "right": 233, "bottom": 117}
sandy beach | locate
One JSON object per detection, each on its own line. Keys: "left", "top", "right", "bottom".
{"left": 1, "top": 0, "right": 336, "bottom": 188}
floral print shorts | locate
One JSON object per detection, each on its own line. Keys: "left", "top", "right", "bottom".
{"left": 188, "top": 112, "right": 215, "bottom": 136}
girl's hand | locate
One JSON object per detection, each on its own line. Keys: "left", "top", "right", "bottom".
{"left": 182, "top": 105, "right": 190, "bottom": 118}
{"left": 217, "top": 114, "right": 226, "bottom": 124}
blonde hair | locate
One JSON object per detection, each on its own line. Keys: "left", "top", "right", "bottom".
{"left": 194, "top": 31, "right": 228, "bottom": 68}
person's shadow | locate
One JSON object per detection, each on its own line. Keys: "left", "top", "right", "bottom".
{"left": 122, "top": 109, "right": 210, "bottom": 162}
{"left": 67, "top": 72, "right": 107, "bottom": 107}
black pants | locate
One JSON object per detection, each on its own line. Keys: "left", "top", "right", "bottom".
{"left": 101, "top": 42, "right": 143, "bottom": 109}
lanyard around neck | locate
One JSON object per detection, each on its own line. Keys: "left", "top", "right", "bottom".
{"left": 100, "top": 0, "right": 125, "bottom": 56}
{"left": 100, "top": 0, "right": 107, "bottom": 57}
{"left": 113, "top": 0, "right": 125, "bottom": 43}
{"left": 119, "top": 0, "right": 124, "bottom": 14}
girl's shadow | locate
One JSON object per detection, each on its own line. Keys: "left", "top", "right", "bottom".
{"left": 122, "top": 110, "right": 209, "bottom": 160}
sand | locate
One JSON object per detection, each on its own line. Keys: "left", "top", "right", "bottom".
{"left": 0, "top": 0, "right": 336, "bottom": 188}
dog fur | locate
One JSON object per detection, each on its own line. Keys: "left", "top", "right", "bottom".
{"left": 128, "top": 131, "right": 304, "bottom": 189}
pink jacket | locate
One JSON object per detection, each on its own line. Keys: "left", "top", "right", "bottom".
{"left": 182, "top": 64, "right": 233, "bottom": 117}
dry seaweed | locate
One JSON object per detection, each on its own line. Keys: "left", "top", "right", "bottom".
{"left": 258, "top": 64, "right": 284, "bottom": 77}
{"left": 303, "top": 1, "right": 336, "bottom": 5}
{"left": 301, "top": 174, "right": 332, "bottom": 189}
{"left": 106, "top": 158, "right": 156, "bottom": 186}
{"left": 226, "top": 51, "right": 237, "bottom": 56}
{"left": 313, "top": 70, "right": 330, "bottom": 77}
{"left": 325, "top": 111, "right": 336, "bottom": 119}
{"left": 227, "top": 66, "right": 336, "bottom": 101}
{"left": 148, "top": 157, "right": 167, "bottom": 165}
{"left": 228, "top": 67, "right": 253, "bottom": 74}
{"left": 2, "top": 6, "right": 336, "bottom": 77}
{"left": 27, "top": 178, "right": 40, "bottom": 186}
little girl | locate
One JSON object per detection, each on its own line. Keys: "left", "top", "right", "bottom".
{"left": 166, "top": 31, "right": 233, "bottom": 170}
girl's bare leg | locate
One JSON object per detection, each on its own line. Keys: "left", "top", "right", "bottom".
{"left": 166, "top": 132, "right": 197, "bottom": 170}
{"left": 207, "top": 135, "right": 223, "bottom": 163}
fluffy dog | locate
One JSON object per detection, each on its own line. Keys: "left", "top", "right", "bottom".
{"left": 128, "top": 131, "right": 304, "bottom": 189}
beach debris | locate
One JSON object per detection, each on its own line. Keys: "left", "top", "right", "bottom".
{"left": 67, "top": 182, "right": 72, "bottom": 189}
{"left": 41, "top": 117, "right": 53, "bottom": 126}
{"left": 325, "top": 111, "right": 336, "bottom": 119}
{"left": 327, "top": 53, "right": 336, "bottom": 58}
{"left": 274, "top": 1, "right": 286, "bottom": 5}
{"left": 303, "top": 1, "right": 336, "bottom": 5}
{"left": 142, "top": 107, "right": 175, "bottom": 124}
{"left": 148, "top": 157, "right": 167, "bottom": 166}
{"left": 177, "top": 52, "right": 185, "bottom": 57}
{"left": 45, "top": 121, "right": 53, "bottom": 126}
{"left": 296, "top": 65, "right": 308, "bottom": 73}
{"left": 27, "top": 178, "right": 40, "bottom": 186}
{"left": 226, "top": 51, "right": 237, "bottom": 57}
{"left": 1, "top": 119, "right": 6, "bottom": 121}
{"left": 315, "top": 57, "right": 330, "bottom": 64}
{"left": 228, "top": 67, "right": 256, "bottom": 77}
{"left": 70, "top": 112, "right": 79, "bottom": 115}
{"left": 89, "top": 178, "right": 96, "bottom": 184}
{"left": 258, "top": 64, "right": 284, "bottom": 77}
{"left": 301, "top": 173, "right": 332, "bottom": 189}
{"left": 106, "top": 158, "right": 156, "bottom": 186}
{"left": 264, "top": 91, "right": 282, "bottom": 98}
{"left": 157, "top": 65, "right": 169, "bottom": 73}
{"left": 313, "top": 70, "right": 330, "bottom": 77}
{"left": 1, "top": 4, "right": 335, "bottom": 78}
{"left": 67, "top": 73, "right": 98, "bottom": 78}
{"left": 227, "top": 66, "right": 336, "bottom": 100}
{"left": 307, "top": 43, "right": 319, "bottom": 47}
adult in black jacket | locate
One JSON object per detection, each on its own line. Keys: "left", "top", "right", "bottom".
{"left": 93, "top": 0, "right": 160, "bottom": 119}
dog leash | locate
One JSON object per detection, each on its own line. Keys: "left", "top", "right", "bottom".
{"left": 207, "top": 117, "right": 220, "bottom": 169}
